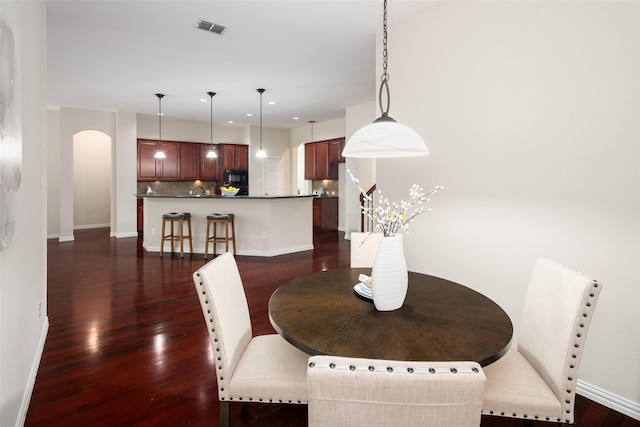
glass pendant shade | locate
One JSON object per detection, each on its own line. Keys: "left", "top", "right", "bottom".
{"left": 343, "top": 116, "right": 428, "bottom": 158}
{"left": 255, "top": 149, "right": 267, "bottom": 158}
{"left": 206, "top": 149, "right": 217, "bottom": 158}
{"left": 154, "top": 150, "right": 166, "bottom": 159}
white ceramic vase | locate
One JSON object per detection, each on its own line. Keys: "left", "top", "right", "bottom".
{"left": 371, "top": 235, "right": 408, "bottom": 311}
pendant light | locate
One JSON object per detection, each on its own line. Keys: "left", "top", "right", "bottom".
{"left": 206, "top": 91, "right": 217, "bottom": 158}
{"left": 255, "top": 88, "right": 267, "bottom": 158}
{"left": 342, "top": 0, "right": 428, "bottom": 158}
{"left": 153, "top": 93, "right": 166, "bottom": 159}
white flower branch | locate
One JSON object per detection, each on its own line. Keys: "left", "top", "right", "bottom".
{"left": 349, "top": 169, "right": 443, "bottom": 237}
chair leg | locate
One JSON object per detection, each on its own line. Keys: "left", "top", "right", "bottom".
{"left": 204, "top": 220, "right": 211, "bottom": 259}
{"left": 160, "top": 219, "right": 166, "bottom": 257}
{"left": 230, "top": 219, "right": 236, "bottom": 255}
{"left": 240, "top": 402, "right": 249, "bottom": 416}
{"left": 220, "top": 400, "right": 230, "bottom": 427}
{"left": 213, "top": 221, "right": 218, "bottom": 256}
{"left": 224, "top": 221, "right": 230, "bottom": 253}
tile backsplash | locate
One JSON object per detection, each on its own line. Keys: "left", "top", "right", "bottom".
{"left": 311, "top": 180, "right": 339, "bottom": 196}
{"left": 138, "top": 181, "right": 219, "bottom": 196}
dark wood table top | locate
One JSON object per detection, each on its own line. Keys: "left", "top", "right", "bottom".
{"left": 268, "top": 268, "right": 513, "bottom": 366}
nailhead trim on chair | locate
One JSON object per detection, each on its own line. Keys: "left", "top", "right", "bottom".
{"left": 195, "top": 270, "right": 305, "bottom": 405}
{"left": 309, "top": 360, "right": 484, "bottom": 376}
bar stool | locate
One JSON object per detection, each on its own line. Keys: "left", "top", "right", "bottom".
{"left": 205, "top": 213, "right": 236, "bottom": 258}
{"left": 160, "top": 212, "right": 192, "bottom": 257}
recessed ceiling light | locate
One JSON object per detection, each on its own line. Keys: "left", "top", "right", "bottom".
{"left": 196, "top": 20, "right": 227, "bottom": 35}
{"left": 227, "top": 120, "right": 234, "bottom": 124}
{"left": 268, "top": 101, "right": 276, "bottom": 105}
{"left": 200, "top": 98, "right": 207, "bottom": 103}
{"left": 246, "top": 113, "right": 253, "bottom": 117}
{"left": 293, "top": 117, "right": 299, "bottom": 120}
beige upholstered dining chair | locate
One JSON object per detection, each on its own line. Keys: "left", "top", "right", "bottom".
{"left": 350, "top": 232, "right": 402, "bottom": 268}
{"left": 192, "top": 252, "right": 309, "bottom": 427}
{"left": 308, "top": 356, "right": 485, "bottom": 427}
{"left": 482, "top": 257, "right": 603, "bottom": 425}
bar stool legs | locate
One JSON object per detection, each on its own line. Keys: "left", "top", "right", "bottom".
{"left": 205, "top": 213, "right": 236, "bottom": 259}
{"left": 160, "top": 212, "right": 192, "bottom": 257}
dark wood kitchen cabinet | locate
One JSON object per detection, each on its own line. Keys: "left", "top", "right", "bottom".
{"left": 305, "top": 141, "right": 338, "bottom": 180}
{"left": 220, "top": 144, "right": 249, "bottom": 172}
{"left": 137, "top": 139, "right": 180, "bottom": 180}
{"left": 137, "top": 199, "right": 143, "bottom": 233}
{"left": 328, "top": 137, "right": 346, "bottom": 163}
{"left": 158, "top": 141, "right": 180, "bottom": 180}
{"left": 313, "top": 197, "right": 338, "bottom": 231}
{"left": 137, "top": 139, "right": 159, "bottom": 180}
{"left": 137, "top": 140, "right": 246, "bottom": 181}
{"left": 179, "top": 143, "right": 200, "bottom": 180}
{"left": 200, "top": 145, "right": 219, "bottom": 180}
{"left": 235, "top": 145, "right": 249, "bottom": 170}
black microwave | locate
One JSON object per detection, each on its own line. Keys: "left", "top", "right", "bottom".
{"left": 224, "top": 170, "right": 248, "bottom": 186}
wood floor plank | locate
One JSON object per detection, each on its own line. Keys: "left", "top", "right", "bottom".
{"left": 24, "top": 228, "right": 639, "bottom": 427}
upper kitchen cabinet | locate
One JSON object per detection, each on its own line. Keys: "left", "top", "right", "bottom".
{"left": 328, "top": 137, "right": 346, "bottom": 164}
{"left": 137, "top": 139, "right": 160, "bottom": 180}
{"left": 179, "top": 143, "right": 201, "bottom": 180}
{"left": 305, "top": 140, "right": 338, "bottom": 180}
{"left": 137, "top": 139, "right": 180, "bottom": 180}
{"left": 137, "top": 140, "right": 247, "bottom": 181}
{"left": 158, "top": 141, "right": 180, "bottom": 180}
{"left": 220, "top": 143, "right": 249, "bottom": 171}
{"left": 200, "top": 145, "right": 219, "bottom": 181}
{"left": 137, "top": 139, "right": 197, "bottom": 181}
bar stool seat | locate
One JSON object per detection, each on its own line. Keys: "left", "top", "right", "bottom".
{"left": 205, "top": 213, "right": 236, "bottom": 258}
{"left": 160, "top": 212, "right": 192, "bottom": 257}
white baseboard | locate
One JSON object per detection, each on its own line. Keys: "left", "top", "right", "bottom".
{"left": 115, "top": 231, "right": 138, "bottom": 238}
{"left": 578, "top": 379, "right": 640, "bottom": 421}
{"left": 58, "top": 235, "right": 74, "bottom": 242}
{"left": 142, "top": 243, "right": 314, "bottom": 257}
{"left": 73, "top": 223, "right": 110, "bottom": 230}
{"left": 16, "top": 317, "right": 49, "bottom": 427}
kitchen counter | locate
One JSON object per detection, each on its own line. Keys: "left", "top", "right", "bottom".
{"left": 136, "top": 194, "right": 314, "bottom": 200}
{"left": 140, "top": 194, "right": 314, "bottom": 257}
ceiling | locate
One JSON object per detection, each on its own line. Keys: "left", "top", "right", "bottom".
{"left": 46, "top": 0, "right": 430, "bottom": 129}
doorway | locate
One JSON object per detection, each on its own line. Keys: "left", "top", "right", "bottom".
{"left": 73, "top": 130, "right": 111, "bottom": 230}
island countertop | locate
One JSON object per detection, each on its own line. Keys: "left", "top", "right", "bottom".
{"left": 136, "top": 194, "right": 315, "bottom": 200}
{"left": 141, "top": 195, "right": 314, "bottom": 257}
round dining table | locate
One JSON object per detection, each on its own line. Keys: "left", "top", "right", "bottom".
{"left": 268, "top": 268, "right": 513, "bottom": 366}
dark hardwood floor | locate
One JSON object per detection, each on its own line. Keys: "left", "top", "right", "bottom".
{"left": 25, "top": 228, "right": 638, "bottom": 426}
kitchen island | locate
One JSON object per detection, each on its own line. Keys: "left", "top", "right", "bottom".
{"left": 140, "top": 195, "right": 314, "bottom": 257}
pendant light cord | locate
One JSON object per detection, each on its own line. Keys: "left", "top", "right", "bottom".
{"left": 156, "top": 93, "right": 164, "bottom": 145}
{"left": 208, "top": 91, "right": 216, "bottom": 148}
{"left": 258, "top": 88, "right": 265, "bottom": 150}
{"left": 379, "top": 0, "right": 391, "bottom": 118}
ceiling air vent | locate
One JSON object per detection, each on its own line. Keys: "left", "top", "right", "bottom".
{"left": 196, "top": 20, "right": 227, "bottom": 35}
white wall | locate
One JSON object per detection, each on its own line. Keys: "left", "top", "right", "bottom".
{"left": 56, "top": 107, "right": 116, "bottom": 240}
{"left": 73, "top": 130, "right": 111, "bottom": 229}
{"left": 249, "top": 126, "right": 291, "bottom": 196}
{"left": 46, "top": 108, "right": 60, "bottom": 237}
{"left": 136, "top": 113, "right": 246, "bottom": 143}
{"left": 0, "top": 2, "right": 48, "bottom": 425}
{"left": 114, "top": 111, "right": 138, "bottom": 238}
{"left": 376, "top": 1, "right": 639, "bottom": 415}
